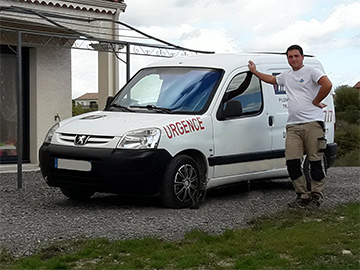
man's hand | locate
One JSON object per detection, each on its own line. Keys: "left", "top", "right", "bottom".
{"left": 313, "top": 101, "right": 328, "bottom": 108}
{"left": 248, "top": 60, "right": 257, "bottom": 73}
{"left": 248, "top": 60, "right": 277, "bottom": 85}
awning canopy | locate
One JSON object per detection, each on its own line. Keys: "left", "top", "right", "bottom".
{"left": 0, "top": 5, "right": 214, "bottom": 57}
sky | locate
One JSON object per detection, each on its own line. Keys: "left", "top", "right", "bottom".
{"left": 71, "top": 0, "right": 360, "bottom": 99}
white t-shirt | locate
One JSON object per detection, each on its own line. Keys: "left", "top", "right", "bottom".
{"left": 276, "top": 66, "right": 325, "bottom": 125}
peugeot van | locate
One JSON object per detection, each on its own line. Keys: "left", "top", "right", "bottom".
{"left": 39, "top": 53, "right": 337, "bottom": 208}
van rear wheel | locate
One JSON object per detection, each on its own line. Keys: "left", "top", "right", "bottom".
{"left": 159, "top": 155, "right": 200, "bottom": 209}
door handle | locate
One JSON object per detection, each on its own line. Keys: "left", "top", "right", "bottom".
{"left": 268, "top": 116, "right": 274, "bottom": 126}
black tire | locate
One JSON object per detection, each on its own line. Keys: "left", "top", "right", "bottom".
{"left": 60, "top": 188, "right": 94, "bottom": 200}
{"left": 303, "top": 154, "right": 328, "bottom": 191}
{"left": 159, "top": 155, "right": 201, "bottom": 209}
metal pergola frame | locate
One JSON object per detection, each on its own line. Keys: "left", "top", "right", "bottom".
{"left": 0, "top": 5, "right": 214, "bottom": 187}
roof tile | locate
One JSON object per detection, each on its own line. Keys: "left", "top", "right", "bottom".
{"left": 18, "top": 0, "right": 125, "bottom": 14}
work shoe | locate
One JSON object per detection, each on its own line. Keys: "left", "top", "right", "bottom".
{"left": 288, "top": 196, "right": 310, "bottom": 209}
{"left": 306, "top": 195, "right": 321, "bottom": 211}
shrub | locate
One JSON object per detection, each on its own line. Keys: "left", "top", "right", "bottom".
{"left": 72, "top": 104, "right": 98, "bottom": 116}
{"left": 335, "top": 85, "right": 360, "bottom": 124}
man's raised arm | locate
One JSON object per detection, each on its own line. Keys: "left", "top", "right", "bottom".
{"left": 248, "top": 60, "right": 277, "bottom": 85}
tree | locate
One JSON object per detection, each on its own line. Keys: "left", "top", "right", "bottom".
{"left": 333, "top": 85, "right": 360, "bottom": 166}
{"left": 334, "top": 85, "right": 360, "bottom": 124}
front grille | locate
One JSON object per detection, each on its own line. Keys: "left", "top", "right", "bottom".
{"left": 59, "top": 133, "right": 114, "bottom": 145}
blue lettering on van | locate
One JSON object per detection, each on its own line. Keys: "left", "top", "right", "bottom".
{"left": 272, "top": 73, "right": 286, "bottom": 95}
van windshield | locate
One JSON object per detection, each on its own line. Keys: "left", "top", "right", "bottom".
{"left": 108, "top": 67, "right": 223, "bottom": 114}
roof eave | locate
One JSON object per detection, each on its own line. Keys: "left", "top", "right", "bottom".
{"left": 17, "top": 0, "right": 127, "bottom": 14}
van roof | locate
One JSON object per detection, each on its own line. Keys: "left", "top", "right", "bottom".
{"left": 146, "top": 53, "right": 322, "bottom": 72}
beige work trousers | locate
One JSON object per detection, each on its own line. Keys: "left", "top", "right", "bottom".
{"left": 285, "top": 121, "right": 326, "bottom": 200}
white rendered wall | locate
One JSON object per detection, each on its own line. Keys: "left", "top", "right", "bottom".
{"left": 29, "top": 47, "right": 72, "bottom": 164}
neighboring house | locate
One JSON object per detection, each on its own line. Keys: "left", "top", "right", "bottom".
{"left": 354, "top": 82, "right": 360, "bottom": 89}
{"left": 0, "top": 0, "right": 126, "bottom": 166}
{"left": 74, "top": 93, "right": 99, "bottom": 109}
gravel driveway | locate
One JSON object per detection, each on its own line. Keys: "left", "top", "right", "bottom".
{"left": 0, "top": 167, "right": 359, "bottom": 257}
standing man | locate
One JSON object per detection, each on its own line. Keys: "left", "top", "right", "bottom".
{"left": 248, "top": 45, "right": 332, "bottom": 210}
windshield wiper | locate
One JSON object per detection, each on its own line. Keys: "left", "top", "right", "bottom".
{"left": 130, "top": 105, "right": 172, "bottom": 114}
{"left": 106, "top": 104, "right": 134, "bottom": 112}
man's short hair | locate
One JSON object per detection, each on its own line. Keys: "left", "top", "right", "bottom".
{"left": 286, "top": 45, "right": 303, "bottom": 56}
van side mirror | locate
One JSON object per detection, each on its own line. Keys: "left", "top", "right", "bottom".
{"left": 106, "top": 96, "right": 114, "bottom": 108}
{"left": 223, "top": 100, "right": 243, "bottom": 119}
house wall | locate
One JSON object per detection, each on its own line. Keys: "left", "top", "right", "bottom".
{"left": 29, "top": 47, "right": 72, "bottom": 164}
{"left": 0, "top": 0, "right": 125, "bottom": 167}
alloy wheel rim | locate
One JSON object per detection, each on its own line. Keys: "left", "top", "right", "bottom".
{"left": 173, "top": 164, "right": 198, "bottom": 203}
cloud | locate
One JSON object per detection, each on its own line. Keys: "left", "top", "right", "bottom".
{"left": 243, "top": 1, "right": 360, "bottom": 53}
{"left": 180, "top": 27, "right": 239, "bottom": 53}
{"left": 71, "top": 50, "right": 98, "bottom": 99}
{"left": 122, "top": 0, "right": 360, "bottom": 53}
{"left": 72, "top": 0, "right": 360, "bottom": 97}
{"left": 142, "top": 24, "right": 238, "bottom": 52}
{"left": 122, "top": 0, "right": 315, "bottom": 32}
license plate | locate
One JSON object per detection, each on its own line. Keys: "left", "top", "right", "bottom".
{"left": 55, "top": 158, "right": 91, "bottom": 172}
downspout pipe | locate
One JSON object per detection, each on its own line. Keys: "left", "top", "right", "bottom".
{"left": 17, "top": 31, "right": 23, "bottom": 189}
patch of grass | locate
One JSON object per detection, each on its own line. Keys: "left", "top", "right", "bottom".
{"left": 334, "top": 120, "right": 360, "bottom": 167}
{"left": 0, "top": 247, "right": 14, "bottom": 265}
{"left": 2, "top": 202, "right": 359, "bottom": 270}
{"left": 334, "top": 148, "right": 360, "bottom": 167}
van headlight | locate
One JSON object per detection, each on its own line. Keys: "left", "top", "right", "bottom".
{"left": 44, "top": 123, "right": 60, "bottom": 143}
{"left": 117, "top": 128, "right": 161, "bottom": 149}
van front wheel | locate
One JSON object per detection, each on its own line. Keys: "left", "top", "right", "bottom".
{"left": 160, "top": 155, "right": 200, "bottom": 209}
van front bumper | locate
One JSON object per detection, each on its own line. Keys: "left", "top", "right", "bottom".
{"left": 39, "top": 144, "right": 172, "bottom": 196}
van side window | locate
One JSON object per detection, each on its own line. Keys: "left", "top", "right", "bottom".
{"left": 224, "top": 72, "right": 262, "bottom": 116}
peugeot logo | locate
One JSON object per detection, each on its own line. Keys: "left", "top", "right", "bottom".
{"left": 74, "top": 135, "right": 90, "bottom": 145}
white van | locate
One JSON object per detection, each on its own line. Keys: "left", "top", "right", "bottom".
{"left": 39, "top": 53, "right": 337, "bottom": 208}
